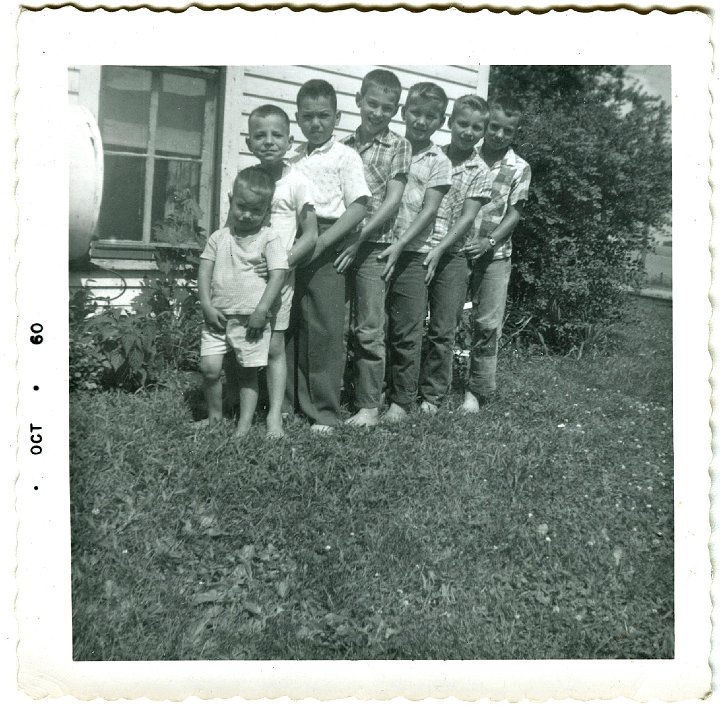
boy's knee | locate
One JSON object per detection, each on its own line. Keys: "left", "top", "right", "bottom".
{"left": 268, "top": 332, "right": 285, "bottom": 359}
{"left": 200, "top": 357, "right": 223, "bottom": 381}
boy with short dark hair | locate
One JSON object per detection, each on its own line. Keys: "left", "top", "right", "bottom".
{"left": 244, "top": 103, "right": 318, "bottom": 438}
{"left": 378, "top": 81, "right": 452, "bottom": 423}
{"left": 199, "top": 167, "right": 288, "bottom": 437}
{"left": 337, "top": 68, "right": 412, "bottom": 427}
{"left": 418, "top": 94, "right": 493, "bottom": 413}
{"left": 287, "top": 79, "right": 371, "bottom": 432}
{"left": 460, "top": 94, "right": 531, "bottom": 412}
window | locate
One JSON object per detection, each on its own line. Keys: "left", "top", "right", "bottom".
{"left": 96, "top": 66, "right": 218, "bottom": 248}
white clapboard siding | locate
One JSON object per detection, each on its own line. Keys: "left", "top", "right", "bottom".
{"left": 234, "top": 64, "right": 483, "bottom": 173}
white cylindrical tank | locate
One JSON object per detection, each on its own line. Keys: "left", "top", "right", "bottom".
{"left": 69, "top": 105, "right": 104, "bottom": 260}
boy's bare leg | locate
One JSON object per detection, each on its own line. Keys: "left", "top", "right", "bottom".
{"left": 200, "top": 354, "right": 225, "bottom": 424}
{"left": 460, "top": 391, "right": 481, "bottom": 414}
{"left": 266, "top": 331, "right": 286, "bottom": 438}
{"left": 236, "top": 366, "right": 259, "bottom": 437}
{"left": 381, "top": 402, "right": 407, "bottom": 424}
{"left": 346, "top": 407, "right": 379, "bottom": 426}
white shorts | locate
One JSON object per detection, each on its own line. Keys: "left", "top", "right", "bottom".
{"left": 200, "top": 316, "right": 271, "bottom": 367}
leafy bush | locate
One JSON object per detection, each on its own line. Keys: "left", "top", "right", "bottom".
{"left": 69, "top": 250, "right": 202, "bottom": 392}
{"left": 489, "top": 66, "right": 671, "bottom": 351}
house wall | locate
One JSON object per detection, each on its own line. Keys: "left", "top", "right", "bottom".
{"left": 69, "top": 64, "right": 487, "bottom": 307}
{"left": 220, "top": 65, "right": 488, "bottom": 221}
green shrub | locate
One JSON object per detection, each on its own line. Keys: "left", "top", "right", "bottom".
{"left": 489, "top": 66, "right": 671, "bottom": 351}
{"left": 69, "top": 249, "right": 203, "bottom": 392}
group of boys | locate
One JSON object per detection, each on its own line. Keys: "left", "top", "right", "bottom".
{"left": 198, "top": 69, "right": 531, "bottom": 438}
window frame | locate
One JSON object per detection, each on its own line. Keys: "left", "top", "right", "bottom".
{"left": 93, "top": 65, "right": 220, "bottom": 255}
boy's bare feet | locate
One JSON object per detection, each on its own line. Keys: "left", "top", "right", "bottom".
{"left": 235, "top": 421, "right": 252, "bottom": 438}
{"left": 345, "top": 407, "right": 379, "bottom": 427}
{"left": 420, "top": 400, "right": 438, "bottom": 415}
{"left": 381, "top": 403, "right": 407, "bottom": 424}
{"left": 460, "top": 391, "right": 481, "bottom": 414}
{"left": 266, "top": 415, "right": 285, "bottom": 439}
{"left": 310, "top": 424, "right": 334, "bottom": 434}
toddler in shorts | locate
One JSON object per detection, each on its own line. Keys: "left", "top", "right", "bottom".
{"left": 198, "top": 166, "right": 288, "bottom": 437}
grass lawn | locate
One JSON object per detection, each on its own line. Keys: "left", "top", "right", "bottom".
{"left": 70, "top": 297, "right": 673, "bottom": 660}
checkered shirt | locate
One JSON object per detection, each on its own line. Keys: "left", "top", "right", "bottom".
{"left": 474, "top": 147, "right": 531, "bottom": 260}
{"left": 201, "top": 226, "right": 288, "bottom": 315}
{"left": 343, "top": 127, "right": 412, "bottom": 244}
{"left": 428, "top": 146, "right": 493, "bottom": 252}
{"left": 393, "top": 142, "right": 452, "bottom": 253}
{"left": 288, "top": 137, "right": 371, "bottom": 220}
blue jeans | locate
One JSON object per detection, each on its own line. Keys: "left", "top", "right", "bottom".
{"left": 386, "top": 252, "right": 428, "bottom": 408}
{"left": 350, "top": 243, "right": 388, "bottom": 408}
{"left": 419, "top": 251, "right": 470, "bottom": 405}
{"left": 468, "top": 255, "right": 511, "bottom": 398}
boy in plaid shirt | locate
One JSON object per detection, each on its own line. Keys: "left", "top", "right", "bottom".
{"left": 461, "top": 94, "right": 531, "bottom": 412}
{"left": 336, "top": 69, "right": 412, "bottom": 427}
{"left": 419, "top": 95, "right": 493, "bottom": 413}
{"left": 379, "top": 82, "right": 452, "bottom": 423}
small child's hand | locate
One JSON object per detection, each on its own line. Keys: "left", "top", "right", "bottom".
{"left": 423, "top": 248, "right": 443, "bottom": 285}
{"left": 378, "top": 243, "right": 401, "bottom": 281}
{"left": 203, "top": 305, "right": 227, "bottom": 333}
{"left": 246, "top": 309, "right": 268, "bottom": 340}
{"left": 334, "top": 241, "right": 360, "bottom": 274}
{"left": 253, "top": 257, "right": 269, "bottom": 279}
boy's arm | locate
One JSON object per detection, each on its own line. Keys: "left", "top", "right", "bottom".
{"left": 246, "top": 269, "right": 287, "bottom": 337}
{"left": 198, "top": 258, "right": 227, "bottom": 331}
{"left": 334, "top": 176, "right": 407, "bottom": 274}
{"left": 462, "top": 201, "right": 524, "bottom": 261}
{"left": 423, "top": 196, "right": 488, "bottom": 284}
{"left": 378, "top": 185, "right": 450, "bottom": 280}
{"left": 313, "top": 197, "right": 368, "bottom": 257}
{"left": 288, "top": 204, "right": 318, "bottom": 269}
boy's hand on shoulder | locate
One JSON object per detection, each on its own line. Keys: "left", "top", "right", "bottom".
{"left": 253, "top": 256, "right": 269, "bottom": 279}
{"left": 423, "top": 247, "right": 443, "bottom": 284}
{"left": 378, "top": 242, "right": 402, "bottom": 281}
{"left": 202, "top": 305, "right": 228, "bottom": 333}
{"left": 334, "top": 241, "right": 360, "bottom": 274}
{"left": 246, "top": 308, "right": 268, "bottom": 340}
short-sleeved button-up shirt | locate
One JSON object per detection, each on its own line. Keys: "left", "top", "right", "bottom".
{"left": 428, "top": 146, "right": 493, "bottom": 252}
{"left": 393, "top": 142, "right": 452, "bottom": 254}
{"left": 288, "top": 137, "right": 371, "bottom": 221}
{"left": 343, "top": 127, "right": 412, "bottom": 244}
{"left": 474, "top": 146, "right": 531, "bottom": 260}
{"left": 201, "top": 226, "right": 288, "bottom": 315}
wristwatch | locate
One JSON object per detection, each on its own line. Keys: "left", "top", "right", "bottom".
{"left": 487, "top": 237, "right": 496, "bottom": 248}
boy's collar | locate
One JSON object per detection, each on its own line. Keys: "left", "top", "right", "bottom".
{"left": 443, "top": 144, "right": 481, "bottom": 166}
{"left": 354, "top": 125, "right": 392, "bottom": 146}
{"left": 300, "top": 135, "right": 336, "bottom": 155}
{"left": 411, "top": 139, "right": 440, "bottom": 157}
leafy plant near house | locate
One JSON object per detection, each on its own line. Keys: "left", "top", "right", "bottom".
{"left": 69, "top": 249, "right": 203, "bottom": 392}
{"left": 152, "top": 188, "right": 206, "bottom": 247}
{"left": 488, "top": 66, "right": 671, "bottom": 352}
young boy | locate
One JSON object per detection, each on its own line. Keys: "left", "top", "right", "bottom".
{"left": 336, "top": 69, "right": 412, "bottom": 427}
{"left": 418, "top": 95, "right": 493, "bottom": 413}
{"left": 287, "top": 79, "right": 371, "bottom": 432}
{"left": 378, "top": 82, "right": 452, "bottom": 423}
{"left": 198, "top": 167, "right": 288, "bottom": 437}
{"left": 460, "top": 94, "right": 531, "bottom": 412}
{"left": 244, "top": 104, "right": 318, "bottom": 438}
